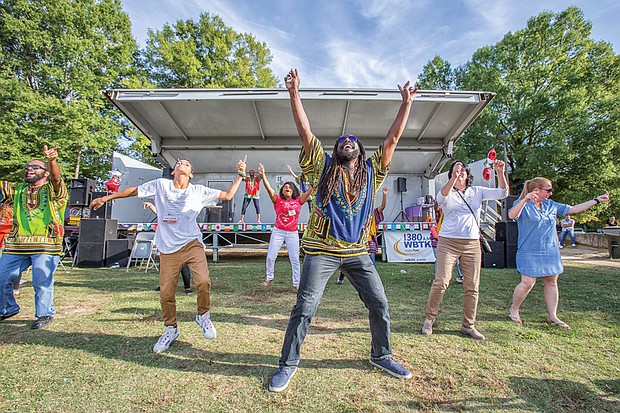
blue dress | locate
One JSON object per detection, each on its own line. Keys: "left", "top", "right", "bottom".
{"left": 511, "top": 199, "right": 570, "bottom": 277}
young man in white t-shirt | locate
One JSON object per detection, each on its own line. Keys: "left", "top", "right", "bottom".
{"left": 91, "top": 157, "right": 247, "bottom": 353}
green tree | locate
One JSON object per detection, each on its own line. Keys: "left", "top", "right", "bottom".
{"left": 141, "top": 13, "right": 278, "bottom": 88}
{"left": 454, "top": 7, "right": 619, "bottom": 223}
{"left": 0, "top": 0, "right": 139, "bottom": 182}
{"left": 416, "top": 55, "right": 456, "bottom": 90}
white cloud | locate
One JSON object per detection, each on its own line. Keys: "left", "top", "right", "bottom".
{"left": 121, "top": 0, "right": 619, "bottom": 88}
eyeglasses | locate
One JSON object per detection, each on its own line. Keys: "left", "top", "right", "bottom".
{"left": 337, "top": 135, "right": 358, "bottom": 144}
{"left": 24, "top": 165, "right": 47, "bottom": 171}
{"left": 541, "top": 188, "right": 553, "bottom": 194}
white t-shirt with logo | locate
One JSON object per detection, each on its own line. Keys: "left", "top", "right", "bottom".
{"left": 138, "top": 178, "right": 221, "bottom": 254}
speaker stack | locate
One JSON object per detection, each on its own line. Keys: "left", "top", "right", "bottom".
{"left": 482, "top": 240, "right": 506, "bottom": 268}
{"left": 76, "top": 219, "right": 118, "bottom": 267}
{"left": 495, "top": 221, "right": 518, "bottom": 268}
{"left": 500, "top": 196, "right": 519, "bottom": 222}
{"left": 105, "top": 239, "right": 133, "bottom": 267}
{"left": 89, "top": 191, "right": 112, "bottom": 219}
{"left": 69, "top": 179, "right": 96, "bottom": 206}
{"left": 67, "top": 179, "right": 96, "bottom": 226}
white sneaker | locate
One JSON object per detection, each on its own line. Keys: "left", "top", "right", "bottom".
{"left": 559, "top": 245, "right": 564, "bottom": 249}
{"left": 196, "top": 312, "right": 217, "bottom": 339}
{"left": 153, "top": 326, "right": 179, "bottom": 353}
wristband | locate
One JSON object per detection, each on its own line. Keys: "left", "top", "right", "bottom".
{"left": 593, "top": 198, "right": 600, "bottom": 204}
{"left": 237, "top": 172, "right": 246, "bottom": 177}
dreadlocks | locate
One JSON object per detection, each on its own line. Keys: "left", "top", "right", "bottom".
{"left": 319, "top": 138, "right": 367, "bottom": 204}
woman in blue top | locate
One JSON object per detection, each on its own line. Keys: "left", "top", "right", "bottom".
{"left": 508, "top": 177, "right": 610, "bottom": 329}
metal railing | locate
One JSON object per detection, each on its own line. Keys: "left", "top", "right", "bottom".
{"left": 480, "top": 199, "right": 501, "bottom": 240}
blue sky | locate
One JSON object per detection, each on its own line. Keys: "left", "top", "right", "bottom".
{"left": 121, "top": 0, "right": 619, "bottom": 88}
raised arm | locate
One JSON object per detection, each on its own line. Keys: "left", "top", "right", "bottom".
{"left": 377, "top": 187, "right": 388, "bottom": 213}
{"left": 440, "top": 162, "right": 462, "bottom": 197}
{"left": 299, "top": 186, "right": 315, "bottom": 205}
{"left": 258, "top": 163, "right": 278, "bottom": 203}
{"left": 287, "top": 164, "right": 299, "bottom": 179}
{"left": 43, "top": 145, "right": 62, "bottom": 192}
{"left": 568, "top": 191, "right": 610, "bottom": 214}
{"left": 381, "top": 82, "right": 417, "bottom": 169}
{"left": 90, "top": 186, "right": 139, "bottom": 210}
{"left": 493, "top": 160, "right": 509, "bottom": 191}
{"left": 285, "top": 69, "right": 313, "bottom": 155}
{"left": 219, "top": 156, "right": 247, "bottom": 200}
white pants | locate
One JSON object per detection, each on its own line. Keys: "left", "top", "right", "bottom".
{"left": 266, "top": 227, "right": 300, "bottom": 287}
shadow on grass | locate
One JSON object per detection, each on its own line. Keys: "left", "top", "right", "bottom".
{"left": 104, "top": 307, "right": 373, "bottom": 336}
{"left": 381, "top": 377, "right": 620, "bottom": 412}
{"left": 508, "top": 376, "right": 620, "bottom": 412}
{"left": 383, "top": 396, "right": 524, "bottom": 412}
{"left": 0, "top": 322, "right": 373, "bottom": 378}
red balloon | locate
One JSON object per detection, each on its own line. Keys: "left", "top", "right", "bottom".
{"left": 482, "top": 167, "right": 492, "bottom": 181}
{"left": 487, "top": 148, "right": 497, "bottom": 161}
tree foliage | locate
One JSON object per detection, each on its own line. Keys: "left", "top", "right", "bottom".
{"left": 416, "top": 55, "right": 456, "bottom": 90}
{"left": 0, "top": 0, "right": 138, "bottom": 182}
{"left": 418, "top": 7, "right": 619, "bottom": 224}
{"left": 140, "top": 13, "right": 278, "bottom": 88}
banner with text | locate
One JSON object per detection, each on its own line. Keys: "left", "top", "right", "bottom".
{"left": 384, "top": 229, "right": 435, "bottom": 263}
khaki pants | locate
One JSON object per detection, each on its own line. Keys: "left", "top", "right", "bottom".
{"left": 425, "top": 237, "right": 481, "bottom": 328}
{"left": 159, "top": 239, "right": 211, "bottom": 327}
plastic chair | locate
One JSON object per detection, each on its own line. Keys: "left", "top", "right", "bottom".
{"left": 126, "top": 232, "right": 159, "bottom": 273}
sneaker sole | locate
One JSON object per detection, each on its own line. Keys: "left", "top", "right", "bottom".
{"left": 153, "top": 333, "right": 179, "bottom": 353}
{"left": 369, "top": 359, "right": 412, "bottom": 380}
{"left": 268, "top": 369, "right": 296, "bottom": 392}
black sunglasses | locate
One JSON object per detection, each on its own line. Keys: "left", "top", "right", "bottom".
{"left": 337, "top": 135, "right": 358, "bottom": 144}
{"left": 24, "top": 165, "right": 47, "bottom": 171}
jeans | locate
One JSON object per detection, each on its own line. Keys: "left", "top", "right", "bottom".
{"left": 266, "top": 227, "right": 300, "bottom": 287}
{"left": 0, "top": 253, "right": 59, "bottom": 318}
{"left": 278, "top": 253, "right": 392, "bottom": 367}
{"left": 560, "top": 229, "right": 576, "bottom": 246}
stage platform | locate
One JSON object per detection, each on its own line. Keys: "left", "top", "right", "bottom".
{"left": 115, "top": 221, "right": 430, "bottom": 262}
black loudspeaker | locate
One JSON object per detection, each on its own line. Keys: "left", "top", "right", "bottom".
{"left": 76, "top": 242, "right": 106, "bottom": 267}
{"left": 495, "top": 221, "right": 518, "bottom": 246}
{"left": 69, "top": 179, "right": 96, "bottom": 206}
{"left": 90, "top": 191, "right": 111, "bottom": 219}
{"left": 482, "top": 241, "right": 505, "bottom": 268}
{"left": 207, "top": 200, "right": 232, "bottom": 222}
{"left": 501, "top": 195, "right": 519, "bottom": 221}
{"left": 79, "top": 219, "right": 118, "bottom": 243}
{"left": 396, "top": 177, "right": 407, "bottom": 193}
{"left": 105, "top": 239, "right": 133, "bottom": 267}
{"left": 505, "top": 244, "right": 518, "bottom": 268}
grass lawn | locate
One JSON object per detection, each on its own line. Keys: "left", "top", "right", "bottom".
{"left": 1, "top": 254, "right": 619, "bottom": 412}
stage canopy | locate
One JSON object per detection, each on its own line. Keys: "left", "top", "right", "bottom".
{"left": 105, "top": 87, "right": 495, "bottom": 177}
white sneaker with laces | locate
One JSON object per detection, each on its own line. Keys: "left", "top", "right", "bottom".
{"left": 196, "top": 311, "right": 217, "bottom": 339}
{"left": 153, "top": 325, "right": 179, "bottom": 353}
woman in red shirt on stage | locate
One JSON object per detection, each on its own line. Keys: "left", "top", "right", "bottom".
{"left": 258, "top": 163, "right": 313, "bottom": 289}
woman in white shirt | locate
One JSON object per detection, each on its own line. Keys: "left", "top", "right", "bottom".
{"left": 421, "top": 160, "right": 508, "bottom": 340}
